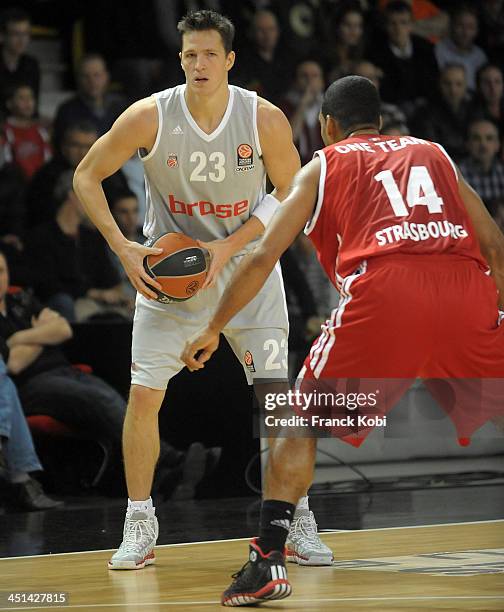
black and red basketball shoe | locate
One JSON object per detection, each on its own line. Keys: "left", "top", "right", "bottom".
{"left": 221, "top": 538, "right": 292, "bottom": 607}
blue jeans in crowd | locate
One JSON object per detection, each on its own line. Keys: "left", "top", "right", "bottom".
{"left": 0, "top": 358, "right": 42, "bottom": 474}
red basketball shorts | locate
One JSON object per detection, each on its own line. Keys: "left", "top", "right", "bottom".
{"left": 296, "top": 254, "right": 504, "bottom": 441}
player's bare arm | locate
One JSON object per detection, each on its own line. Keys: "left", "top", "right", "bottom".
{"left": 457, "top": 168, "right": 504, "bottom": 308}
{"left": 257, "top": 97, "right": 301, "bottom": 202}
{"left": 181, "top": 157, "right": 319, "bottom": 371}
{"left": 73, "top": 98, "right": 163, "bottom": 300}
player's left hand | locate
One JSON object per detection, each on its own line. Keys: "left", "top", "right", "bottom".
{"left": 181, "top": 327, "right": 220, "bottom": 371}
{"left": 197, "top": 238, "right": 237, "bottom": 289}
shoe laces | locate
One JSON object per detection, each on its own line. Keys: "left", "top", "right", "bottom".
{"left": 122, "top": 517, "right": 156, "bottom": 552}
{"left": 291, "top": 511, "right": 319, "bottom": 543}
{"left": 231, "top": 558, "right": 252, "bottom": 580}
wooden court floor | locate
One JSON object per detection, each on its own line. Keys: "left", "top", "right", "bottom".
{"left": 0, "top": 520, "right": 503, "bottom": 611}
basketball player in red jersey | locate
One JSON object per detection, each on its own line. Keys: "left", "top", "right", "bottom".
{"left": 182, "top": 75, "right": 504, "bottom": 605}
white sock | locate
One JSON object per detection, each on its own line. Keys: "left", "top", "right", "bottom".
{"left": 295, "top": 495, "right": 310, "bottom": 517}
{"left": 127, "top": 497, "right": 155, "bottom": 516}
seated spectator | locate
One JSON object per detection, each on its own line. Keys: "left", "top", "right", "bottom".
{"left": 0, "top": 249, "right": 201, "bottom": 499}
{"left": 435, "top": 4, "right": 487, "bottom": 92}
{"left": 27, "top": 171, "right": 130, "bottom": 322}
{"left": 0, "top": 354, "right": 62, "bottom": 510}
{"left": 0, "top": 8, "right": 40, "bottom": 115}
{"left": 322, "top": 3, "right": 366, "bottom": 80}
{"left": 352, "top": 59, "right": 410, "bottom": 134}
{"left": 412, "top": 64, "right": 473, "bottom": 162}
{"left": 459, "top": 119, "right": 504, "bottom": 211}
{"left": 52, "top": 54, "right": 127, "bottom": 150}
{"left": 2, "top": 83, "right": 51, "bottom": 180}
{"left": 106, "top": 187, "right": 144, "bottom": 315}
{"left": 280, "top": 60, "right": 325, "bottom": 165}
{"left": 25, "top": 120, "right": 98, "bottom": 229}
{"left": 471, "top": 63, "right": 504, "bottom": 138}
{"left": 233, "top": 9, "right": 296, "bottom": 104}
{"left": 374, "top": 0, "right": 439, "bottom": 118}
{"left": 378, "top": 0, "right": 449, "bottom": 43}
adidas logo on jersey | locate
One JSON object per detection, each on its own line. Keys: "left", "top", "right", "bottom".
{"left": 171, "top": 125, "right": 183, "bottom": 135}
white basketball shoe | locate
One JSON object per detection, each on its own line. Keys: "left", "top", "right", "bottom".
{"left": 108, "top": 510, "right": 159, "bottom": 570}
{"left": 286, "top": 510, "right": 333, "bottom": 566}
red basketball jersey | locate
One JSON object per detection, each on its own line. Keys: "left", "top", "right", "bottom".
{"left": 305, "top": 134, "right": 488, "bottom": 288}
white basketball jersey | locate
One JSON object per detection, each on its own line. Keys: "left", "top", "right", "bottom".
{"left": 140, "top": 84, "right": 266, "bottom": 251}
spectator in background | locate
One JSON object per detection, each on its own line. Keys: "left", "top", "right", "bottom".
{"left": 477, "top": 0, "right": 504, "bottom": 68}
{"left": 2, "top": 83, "right": 51, "bottom": 180}
{"left": 0, "top": 248, "right": 215, "bottom": 501}
{"left": 281, "top": 60, "right": 325, "bottom": 165}
{"left": 107, "top": 187, "right": 143, "bottom": 315}
{"left": 0, "top": 8, "right": 40, "bottom": 115}
{"left": 323, "top": 3, "right": 366, "bottom": 80}
{"left": 435, "top": 4, "right": 487, "bottom": 93}
{"left": 374, "top": 1, "right": 439, "bottom": 118}
{"left": 0, "top": 354, "right": 62, "bottom": 510}
{"left": 353, "top": 59, "right": 409, "bottom": 134}
{"left": 412, "top": 64, "right": 473, "bottom": 162}
{"left": 27, "top": 171, "right": 128, "bottom": 322}
{"left": 52, "top": 54, "right": 127, "bottom": 150}
{"left": 471, "top": 63, "right": 504, "bottom": 139}
{"left": 235, "top": 9, "right": 295, "bottom": 104}
{"left": 25, "top": 121, "right": 98, "bottom": 229}
{"left": 377, "top": 0, "right": 448, "bottom": 43}
{"left": 459, "top": 119, "right": 504, "bottom": 211}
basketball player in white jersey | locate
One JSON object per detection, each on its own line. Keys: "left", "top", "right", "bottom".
{"left": 73, "top": 10, "right": 332, "bottom": 570}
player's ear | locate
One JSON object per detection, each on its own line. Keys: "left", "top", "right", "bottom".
{"left": 226, "top": 50, "right": 235, "bottom": 71}
{"left": 326, "top": 116, "right": 341, "bottom": 143}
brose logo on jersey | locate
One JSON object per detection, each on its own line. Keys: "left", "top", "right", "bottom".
{"left": 167, "top": 194, "right": 249, "bottom": 218}
{"left": 236, "top": 143, "right": 255, "bottom": 173}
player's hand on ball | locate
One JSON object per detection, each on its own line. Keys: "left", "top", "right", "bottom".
{"left": 182, "top": 327, "right": 220, "bottom": 371}
{"left": 197, "top": 238, "right": 237, "bottom": 289}
{"left": 116, "top": 240, "right": 163, "bottom": 300}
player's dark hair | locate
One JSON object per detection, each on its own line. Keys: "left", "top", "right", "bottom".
{"left": 178, "top": 10, "right": 235, "bottom": 55}
{"left": 384, "top": 1, "right": 413, "bottom": 18}
{"left": 321, "top": 76, "right": 381, "bottom": 135}
{"left": 0, "top": 8, "right": 31, "bottom": 33}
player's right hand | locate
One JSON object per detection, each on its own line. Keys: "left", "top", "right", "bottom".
{"left": 115, "top": 240, "right": 163, "bottom": 300}
{"left": 181, "top": 327, "right": 220, "bottom": 372}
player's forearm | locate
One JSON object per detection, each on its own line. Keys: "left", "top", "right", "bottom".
{"left": 226, "top": 215, "right": 265, "bottom": 251}
{"left": 73, "top": 170, "right": 128, "bottom": 254}
{"left": 7, "top": 345, "right": 43, "bottom": 375}
{"left": 209, "top": 248, "right": 276, "bottom": 332}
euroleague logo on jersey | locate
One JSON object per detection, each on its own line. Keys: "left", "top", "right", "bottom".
{"left": 166, "top": 153, "right": 178, "bottom": 168}
{"left": 236, "top": 143, "right": 255, "bottom": 172}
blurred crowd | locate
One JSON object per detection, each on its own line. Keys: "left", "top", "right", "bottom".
{"left": 0, "top": 0, "right": 504, "bottom": 510}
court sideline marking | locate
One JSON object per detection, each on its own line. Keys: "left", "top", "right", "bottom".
{"left": 0, "top": 518, "right": 502, "bottom": 561}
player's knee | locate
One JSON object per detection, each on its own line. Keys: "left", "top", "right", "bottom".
{"left": 127, "top": 384, "right": 165, "bottom": 417}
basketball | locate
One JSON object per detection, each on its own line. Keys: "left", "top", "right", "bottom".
{"left": 143, "top": 232, "right": 207, "bottom": 304}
